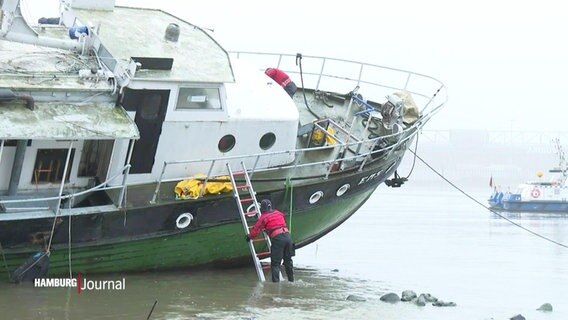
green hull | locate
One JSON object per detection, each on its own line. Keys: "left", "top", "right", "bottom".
{"left": 3, "top": 188, "right": 375, "bottom": 276}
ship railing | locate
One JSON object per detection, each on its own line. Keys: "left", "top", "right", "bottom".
{"left": 0, "top": 165, "right": 131, "bottom": 213}
{"left": 150, "top": 114, "right": 425, "bottom": 203}
{"left": 229, "top": 51, "right": 447, "bottom": 117}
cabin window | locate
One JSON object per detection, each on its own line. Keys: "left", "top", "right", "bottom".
{"left": 32, "top": 149, "right": 75, "bottom": 184}
{"left": 218, "top": 135, "right": 235, "bottom": 153}
{"left": 176, "top": 87, "right": 221, "bottom": 110}
{"left": 259, "top": 132, "right": 276, "bottom": 150}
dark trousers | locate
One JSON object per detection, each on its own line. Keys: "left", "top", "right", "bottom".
{"left": 270, "top": 232, "right": 294, "bottom": 282}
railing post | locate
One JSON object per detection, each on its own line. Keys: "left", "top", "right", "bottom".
{"left": 198, "top": 160, "right": 216, "bottom": 198}
{"left": 249, "top": 155, "right": 260, "bottom": 180}
{"left": 54, "top": 140, "right": 74, "bottom": 214}
{"left": 150, "top": 161, "right": 168, "bottom": 204}
{"left": 356, "top": 63, "right": 364, "bottom": 87}
{"left": 118, "top": 138, "right": 134, "bottom": 208}
{"left": 315, "top": 58, "right": 326, "bottom": 92}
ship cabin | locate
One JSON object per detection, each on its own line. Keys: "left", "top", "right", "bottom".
{"left": 0, "top": 2, "right": 298, "bottom": 210}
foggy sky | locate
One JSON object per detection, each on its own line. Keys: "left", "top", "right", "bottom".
{"left": 23, "top": 0, "right": 568, "bottom": 133}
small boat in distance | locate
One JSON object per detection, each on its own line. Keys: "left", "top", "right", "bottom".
{"left": 489, "top": 139, "right": 568, "bottom": 212}
{"left": 0, "top": 0, "right": 446, "bottom": 279}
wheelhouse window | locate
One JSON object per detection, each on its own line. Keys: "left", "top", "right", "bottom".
{"left": 176, "top": 87, "right": 221, "bottom": 110}
{"left": 32, "top": 149, "right": 75, "bottom": 184}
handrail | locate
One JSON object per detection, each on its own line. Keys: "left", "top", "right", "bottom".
{"left": 0, "top": 165, "right": 131, "bottom": 208}
{"left": 228, "top": 51, "right": 448, "bottom": 103}
{"left": 150, "top": 113, "right": 430, "bottom": 202}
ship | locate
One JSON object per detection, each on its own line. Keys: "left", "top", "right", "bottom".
{"left": 488, "top": 139, "right": 568, "bottom": 212}
{"left": 0, "top": 0, "right": 447, "bottom": 279}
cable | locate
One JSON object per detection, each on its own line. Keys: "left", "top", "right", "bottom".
{"left": 404, "top": 131, "right": 420, "bottom": 179}
{"left": 410, "top": 150, "right": 568, "bottom": 249}
{"left": 296, "top": 53, "right": 322, "bottom": 120}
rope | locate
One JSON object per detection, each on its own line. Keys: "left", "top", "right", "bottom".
{"left": 0, "top": 242, "right": 12, "bottom": 281}
{"left": 410, "top": 150, "right": 568, "bottom": 249}
{"left": 404, "top": 131, "right": 420, "bottom": 179}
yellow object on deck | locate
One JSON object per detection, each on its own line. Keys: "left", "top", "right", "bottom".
{"left": 175, "top": 175, "right": 233, "bottom": 199}
{"left": 311, "top": 126, "right": 336, "bottom": 146}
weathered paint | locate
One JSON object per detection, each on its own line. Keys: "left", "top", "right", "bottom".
{"left": 2, "top": 188, "right": 374, "bottom": 276}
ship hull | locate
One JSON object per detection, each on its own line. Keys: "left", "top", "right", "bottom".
{"left": 489, "top": 200, "right": 568, "bottom": 213}
{"left": 1, "top": 159, "right": 396, "bottom": 276}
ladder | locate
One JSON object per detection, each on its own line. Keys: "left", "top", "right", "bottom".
{"left": 227, "top": 162, "right": 276, "bottom": 282}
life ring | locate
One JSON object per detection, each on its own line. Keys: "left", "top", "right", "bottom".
{"left": 176, "top": 213, "right": 193, "bottom": 229}
{"left": 531, "top": 188, "right": 541, "bottom": 198}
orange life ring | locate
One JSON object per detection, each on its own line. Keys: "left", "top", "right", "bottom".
{"left": 531, "top": 188, "right": 541, "bottom": 198}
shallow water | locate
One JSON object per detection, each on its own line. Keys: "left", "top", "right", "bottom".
{"left": 1, "top": 182, "right": 567, "bottom": 319}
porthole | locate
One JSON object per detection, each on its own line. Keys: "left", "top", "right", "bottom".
{"left": 218, "top": 134, "right": 235, "bottom": 152}
{"left": 259, "top": 132, "right": 276, "bottom": 150}
{"left": 309, "top": 191, "right": 324, "bottom": 204}
{"left": 176, "top": 213, "right": 193, "bottom": 229}
{"left": 336, "top": 184, "right": 350, "bottom": 197}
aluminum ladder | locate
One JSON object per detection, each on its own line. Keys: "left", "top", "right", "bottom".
{"left": 227, "top": 162, "right": 277, "bottom": 282}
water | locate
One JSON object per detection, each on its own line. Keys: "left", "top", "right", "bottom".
{"left": 1, "top": 182, "right": 567, "bottom": 319}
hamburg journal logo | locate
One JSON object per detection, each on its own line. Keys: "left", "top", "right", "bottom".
{"left": 34, "top": 273, "right": 125, "bottom": 294}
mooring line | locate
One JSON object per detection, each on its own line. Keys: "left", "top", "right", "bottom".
{"left": 410, "top": 150, "right": 568, "bottom": 249}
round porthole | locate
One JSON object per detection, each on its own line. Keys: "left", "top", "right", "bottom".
{"left": 218, "top": 134, "right": 236, "bottom": 152}
{"left": 259, "top": 132, "right": 276, "bottom": 150}
{"left": 309, "top": 191, "right": 324, "bottom": 204}
{"left": 176, "top": 213, "right": 193, "bottom": 229}
{"left": 336, "top": 184, "right": 350, "bottom": 197}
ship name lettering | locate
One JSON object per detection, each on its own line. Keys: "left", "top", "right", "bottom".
{"left": 358, "top": 171, "right": 381, "bottom": 185}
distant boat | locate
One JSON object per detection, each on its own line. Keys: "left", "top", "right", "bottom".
{"left": 0, "top": 0, "right": 446, "bottom": 278}
{"left": 488, "top": 139, "right": 568, "bottom": 212}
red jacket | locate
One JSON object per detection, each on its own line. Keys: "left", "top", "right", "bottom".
{"left": 249, "top": 209, "right": 288, "bottom": 239}
{"left": 265, "top": 68, "right": 292, "bottom": 87}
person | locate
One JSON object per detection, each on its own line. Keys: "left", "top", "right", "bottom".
{"left": 246, "top": 199, "right": 294, "bottom": 282}
{"left": 265, "top": 67, "right": 297, "bottom": 98}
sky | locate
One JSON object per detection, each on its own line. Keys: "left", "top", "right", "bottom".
{"left": 23, "top": 0, "right": 568, "bottom": 132}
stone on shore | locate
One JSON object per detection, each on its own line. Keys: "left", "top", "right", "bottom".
{"left": 537, "top": 303, "right": 553, "bottom": 312}
{"left": 379, "top": 292, "right": 400, "bottom": 303}
{"left": 415, "top": 294, "right": 427, "bottom": 307}
{"left": 422, "top": 293, "right": 438, "bottom": 302}
{"left": 401, "top": 290, "right": 417, "bottom": 302}
{"left": 346, "top": 294, "right": 367, "bottom": 302}
{"left": 432, "top": 300, "right": 456, "bottom": 307}
{"left": 510, "top": 314, "right": 525, "bottom": 320}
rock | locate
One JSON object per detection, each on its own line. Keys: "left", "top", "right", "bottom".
{"left": 331, "top": 269, "right": 339, "bottom": 272}
{"left": 401, "top": 290, "right": 417, "bottom": 302}
{"left": 432, "top": 300, "right": 457, "bottom": 307}
{"left": 346, "top": 294, "right": 366, "bottom": 302}
{"left": 379, "top": 292, "right": 400, "bottom": 304}
{"left": 422, "top": 293, "right": 438, "bottom": 302}
{"left": 537, "top": 303, "right": 553, "bottom": 312}
{"left": 415, "top": 294, "right": 427, "bottom": 307}
{"left": 510, "top": 314, "right": 525, "bottom": 320}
